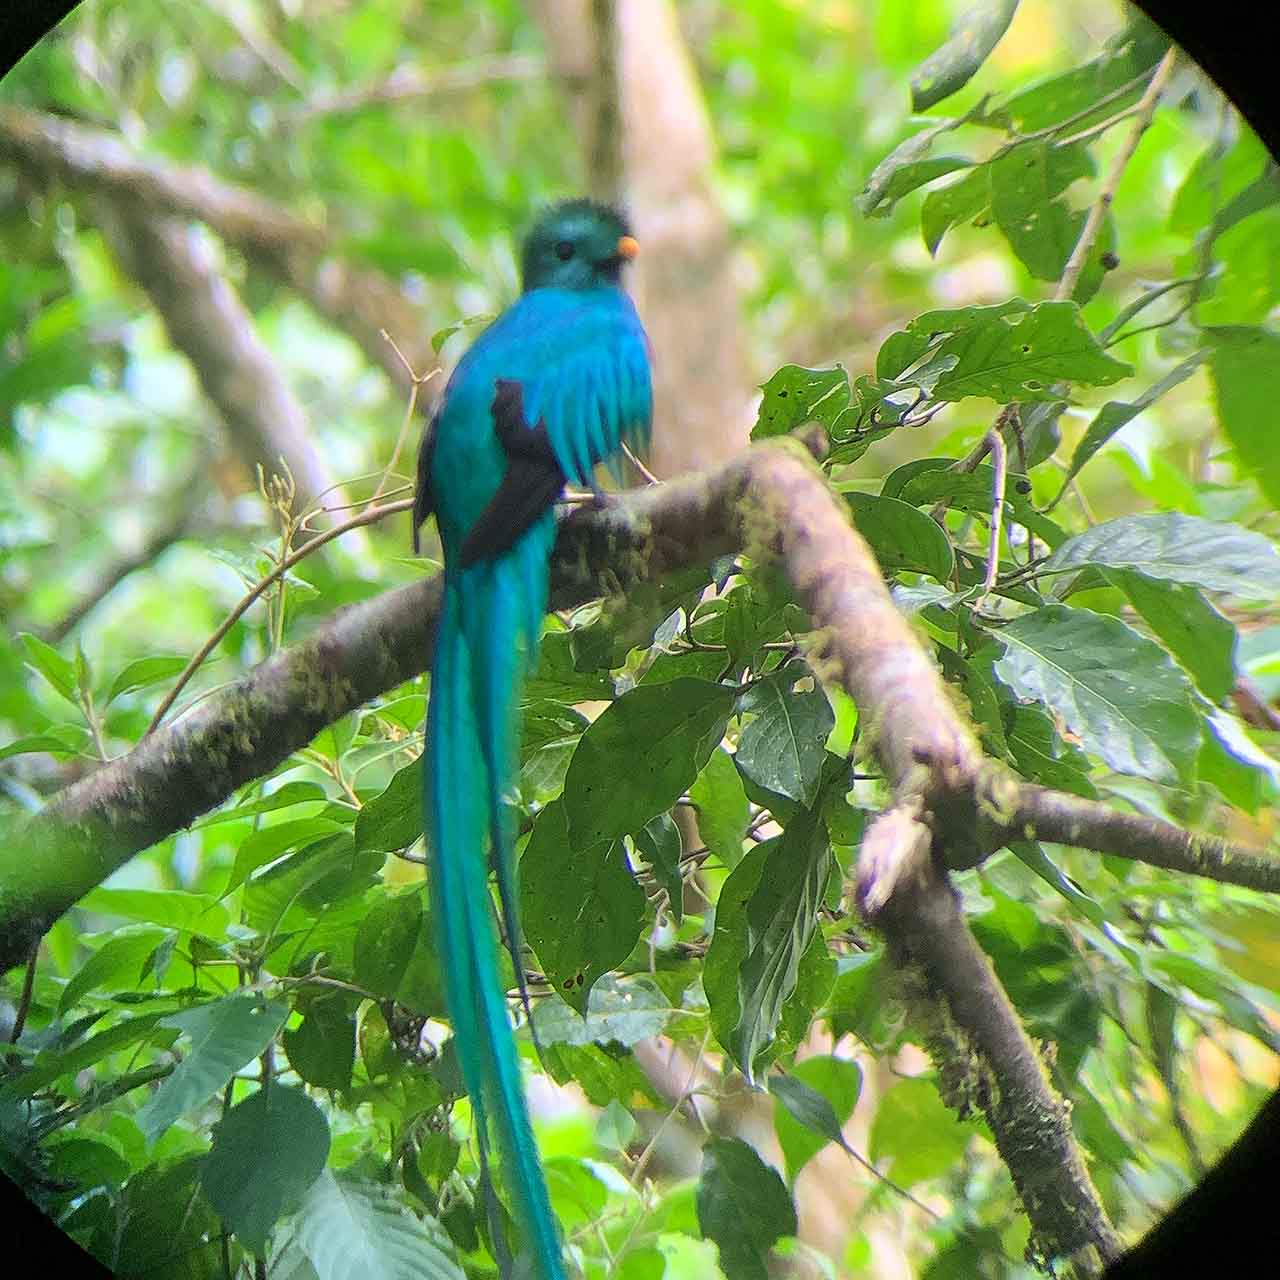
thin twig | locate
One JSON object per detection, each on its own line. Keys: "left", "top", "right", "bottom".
{"left": 1055, "top": 47, "right": 1179, "bottom": 302}
{"left": 7, "top": 941, "right": 38, "bottom": 1045}
{"left": 622, "top": 440, "right": 661, "bottom": 486}
{"left": 145, "top": 497, "right": 413, "bottom": 735}
{"left": 980, "top": 428, "right": 1008, "bottom": 602}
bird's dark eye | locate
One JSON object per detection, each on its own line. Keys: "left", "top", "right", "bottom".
{"left": 554, "top": 240, "right": 574, "bottom": 261}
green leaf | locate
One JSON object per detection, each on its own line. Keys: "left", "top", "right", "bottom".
{"left": 921, "top": 166, "right": 991, "bottom": 255}
{"left": 292, "top": 1170, "right": 464, "bottom": 1280}
{"left": 705, "top": 810, "right": 832, "bottom": 1081}
{"left": 1209, "top": 326, "right": 1280, "bottom": 509}
{"left": 1053, "top": 354, "right": 1207, "bottom": 501}
{"left": 18, "top": 631, "right": 78, "bottom": 704}
{"left": 105, "top": 655, "right": 190, "bottom": 705}
{"left": 354, "top": 758, "right": 422, "bottom": 854}
{"left": 522, "top": 801, "right": 645, "bottom": 1015}
{"left": 903, "top": 301, "right": 1132, "bottom": 401}
{"left": 844, "top": 492, "right": 955, "bottom": 581}
{"left": 136, "top": 996, "right": 290, "bottom": 1142}
{"left": 1046, "top": 512, "right": 1280, "bottom": 599}
{"left": 1001, "top": 19, "right": 1168, "bottom": 132}
{"left": 910, "top": 0, "right": 1019, "bottom": 111}
{"left": 735, "top": 666, "right": 834, "bottom": 808}
{"left": 530, "top": 973, "right": 670, "bottom": 1048}
{"left": 1005, "top": 704, "right": 1096, "bottom": 796}
{"left": 562, "top": 678, "right": 734, "bottom": 846}
{"left": 870, "top": 1077, "right": 976, "bottom": 1186}
{"left": 0, "top": 733, "right": 80, "bottom": 761}
{"left": 770, "top": 1057, "right": 863, "bottom": 1181}
{"left": 525, "top": 629, "right": 615, "bottom": 703}
{"left": 894, "top": 466, "right": 1065, "bottom": 548}
{"left": 989, "top": 142, "right": 1107, "bottom": 300}
{"left": 1200, "top": 711, "right": 1280, "bottom": 814}
{"left": 79, "top": 886, "right": 231, "bottom": 936}
{"left": 243, "top": 835, "right": 380, "bottom": 938}
{"left": 202, "top": 1086, "right": 330, "bottom": 1254}
{"left": 988, "top": 604, "right": 1200, "bottom": 784}
{"left": 689, "top": 747, "right": 750, "bottom": 870}
{"left": 195, "top": 781, "right": 329, "bottom": 828}
{"left": 752, "top": 365, "right": 849, "bottom": 441}
{"left": 353, "top": 889, "right": 444, "bottom": 1017}
{"left": 1198, "top": 204, "right": 1280, "bottom": 325}
{"left": 283, "top": 996, "right": 357, "bottom": 1090}
{"left": 227, "top": 818, "right": 351, "bottom": 894}
{"left": 696, "top": 1137, "right": 797, "bottom": 1280}
{"left": 633, "top": 810, "right": 684, "bottom": 920}
{"left": 2, "top": 1012, "right": 170, "bottom": 1099}
{"left": 1109, "top": 570, "right": 1236, "bottom": 702}
{"left": 859, "top": 154, "right": 974, "bottom": 219}
{"left": 59, "top": 926, "right": 168, "bottom": 1015}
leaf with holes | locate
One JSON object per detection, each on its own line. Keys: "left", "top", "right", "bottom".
{"left": 907, "top": 300, "right": 1131, "bottom": 401}
{"left": 735, "top": 666, "right": 835, "bottom": 808}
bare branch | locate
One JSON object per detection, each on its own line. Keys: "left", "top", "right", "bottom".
{"left": 1011, "top": 785, "right": 1280, "bottom": 893}
{"left": 1054, "top": 48, "right": 1179, "bottom": 303}
{"left": 0, "top": 105, "right": 434, "bottom": 397}
{"left": 281, "top": 53, "right": 543, "bottom": 126}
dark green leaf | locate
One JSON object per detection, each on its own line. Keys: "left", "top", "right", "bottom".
{"left": 1046, "top": 512, "right": 1280, "bottom": 599}
{"left": 633, "top": 810, "right": 683, "bottom": 920}
{"left": 860, "top": 154, "right": 974, "bottom": 218}
{"left": 522, "top": 801, "right": 644, "bottom": 1015}
{"left": 562, "top": 678, "right": 734, "bottom": 846}
{"left": 354, "top": 758, "right": 422, "bottom": 854}
{"left": 689, "top": 746, "right": 750, "bottom": 870}
{"left": 845, "top": 492, "right": 956, "bottom": 581}
{"left": 136, "top": 996, "right": 289, "bottom": 1142}
{"left": 353, "top": 889, "right": 444, "bottom": 1017}
{"left": 696, "top": 1137, "right": 797, "bottom": 1280}
{"left": 283, "top": 996, "right": 356, "bottom": 1090}
{"left": 705, "top": 809, "right": 832, "bottom": 1081}
{"left": 1109, "top": 570, "right": 1236, "bottom": 702}
{"left": 525, "top": 629, "right": 615, "bottom": 703}
{"left": 1001, "top": 19, "right": 1168, "bottom": 132}
{"left": 194, "top": 782, "right": 329, "bottom": 828}
{"left": 770, "top": 1058, "right": 863, "bottom": 1180}
{"left": 202, "top": 1086, "right": 330, "bottom": 1254}
{"left": 1209, "top": 326, "right": 1280, "bottom": 509}
{"left": 735, "top": 666, "right": 834, "bottom": 808}
{"left": 989, "top": 605, "right": 1200, "bottom": 783}
{"left": 910, "top": 0, "right": 1019, "bottom": 111}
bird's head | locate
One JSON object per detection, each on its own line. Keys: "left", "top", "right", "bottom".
{"left": 520, "top": 198, "right": 639, "bottom": 292}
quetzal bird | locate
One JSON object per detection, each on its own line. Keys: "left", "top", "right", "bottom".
{"left": 412, "top": 199, "right": 652, "bottom": 1279}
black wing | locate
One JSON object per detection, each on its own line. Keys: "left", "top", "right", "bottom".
{"left": 458, "top": 379, "right": 566, "bottom": 567}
